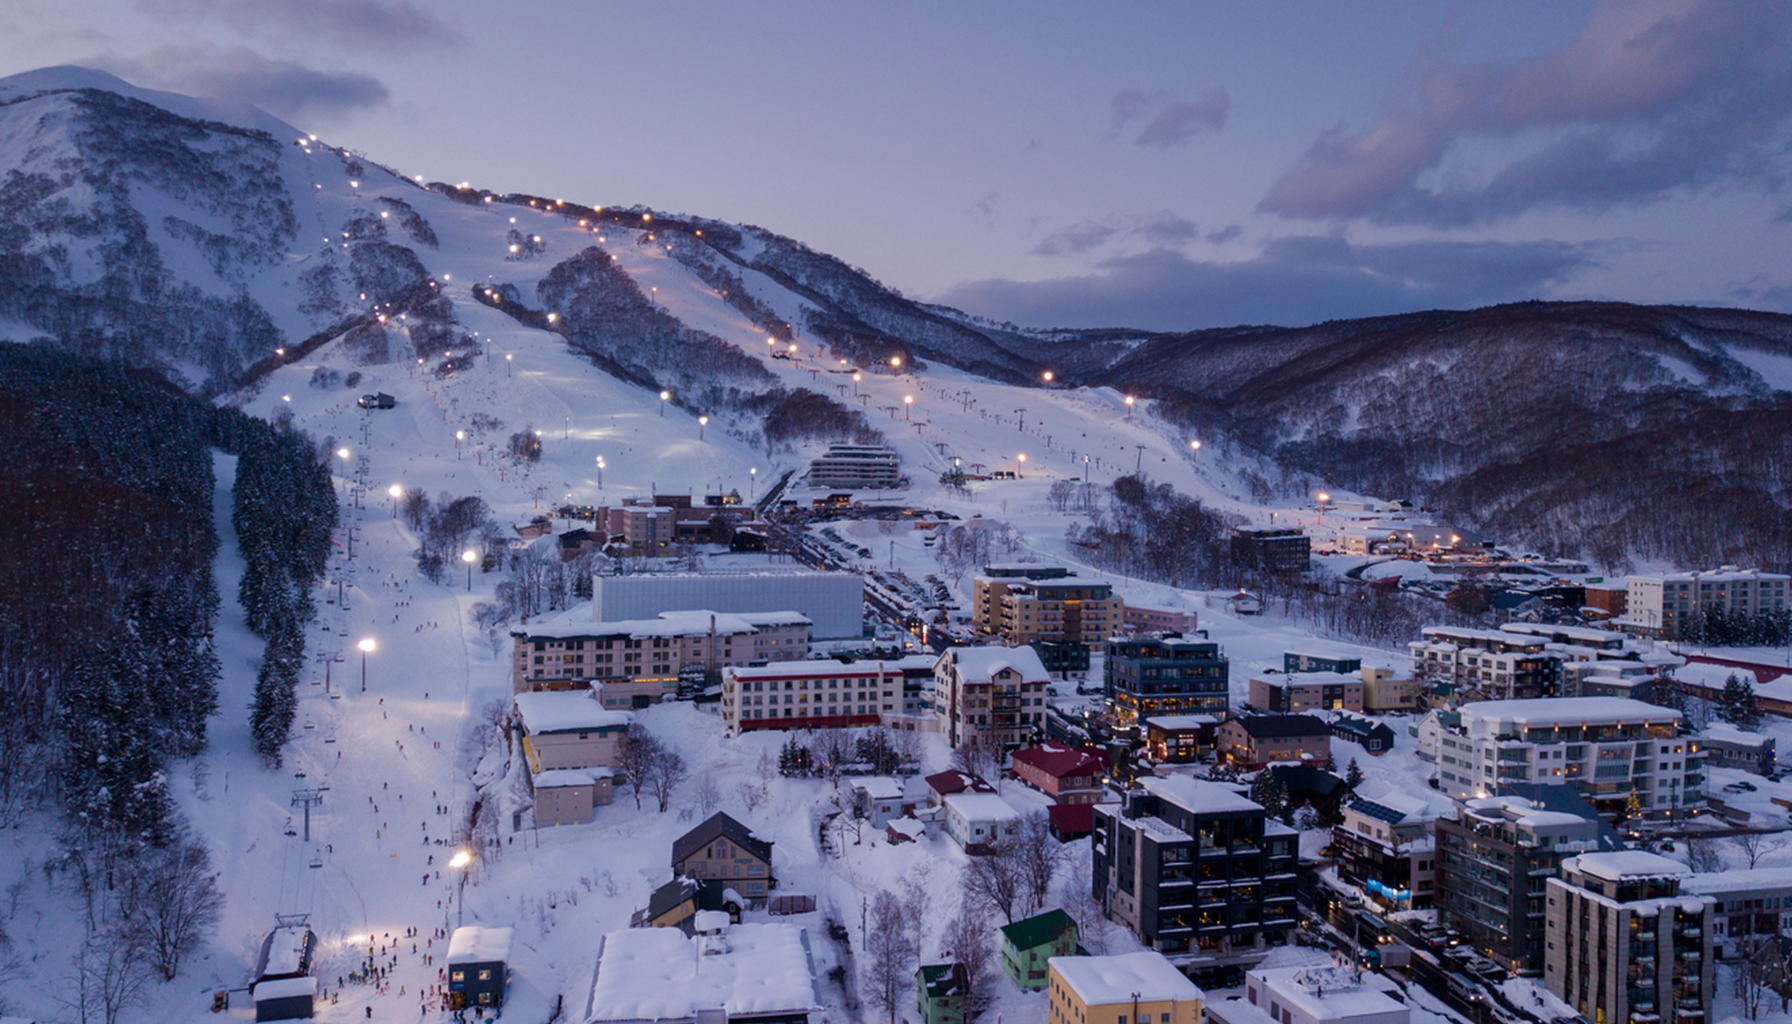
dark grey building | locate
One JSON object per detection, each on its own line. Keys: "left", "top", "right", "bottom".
{"left": 1434, "top": 785, "right": 1619, "bottom": 975}
{"left": 1230, "top": 526, "right": 1311, "bottom": 572}
{"left": 1106, "top": 636, "right": 1229, "bottom": 724}
{"left": 1093, "top": 775, "right": 1297, "bottom": 986}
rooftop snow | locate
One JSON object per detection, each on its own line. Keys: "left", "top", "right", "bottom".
{"left": 850, "top": 777, "right": 903, "bottom": 800}
{"left": 532, "top": 767, "right": 615, "bottom": 787}
{"left": 1140, "top": 776, "right": 1262, "bottom": 816}
{"left": 586, "top": 923, "right": 815, "bottom": 1021}
{"left": 1680, "top": 868, "right": 1792, "bottom": 896}
{"left": 447, "top": 926, "right": 514, "bottom": 965}
{"left": 944, "top": 792, "right": 1021, "bottom": 821}
{"left": 1050, "top": 952, "right": 1203, "bottom": 1006}
{"left": 1146, "top": 715, "right": 1219, "bottom": 729}
{"left": 1461, "top": 697, "right": 1680, "bottom": 729}
{"left": 1251, "top": 966, "right": 1404, "bottom": 1022}
{"left": 517, "top": 607, "right": 809, "bottom": 639}
{"left": 513, "top": 690, "right": 631, "bottom": 734}
{"left": 252, "top": 976, "right": 317, "bottom": 1002}
{"left": 727, "top": 657, "right": 931, "bottom": 681}
{"left": 1569, "top": 850, "right": 1691, "bottom": 883}
{"left": 946, "top": 645, "right": 1050, "bottom": 683}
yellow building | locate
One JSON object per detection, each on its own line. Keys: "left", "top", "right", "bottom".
{"left": 1048, "top": 952, "right": 1202, "bottom": 1024}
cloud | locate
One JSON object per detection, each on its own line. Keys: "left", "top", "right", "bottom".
{"left": 1108, "top": 87, "right": 1229, "bottom": 146}
{"left": 94, "top": 45, "right": 389, "bottom": 119}
{"left": 939, "top": 236, "right": 1595, "bottom": 331}
{"left": 1035, "top": 211, "right": 1202, "bottom": 258}
{"left": 137, "top": 0, "right": 461, "bottom": 48}
{"left": 1260, "top": 0, "right": 1792, "bottom": 226}
{"left": 1206, "top": 224, "right": 1244, "bottom": 244}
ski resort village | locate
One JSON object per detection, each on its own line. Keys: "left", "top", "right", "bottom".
{"left": 2, "top": 64, "right": 1792, "bottom": 1024}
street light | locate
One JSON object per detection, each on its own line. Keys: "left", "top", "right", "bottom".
{"left": 749, "top": 467, "right": 757, "bottom": 500}
{"left": 903, "top": 395, "right": 913, "bottom": 421}
{"left": 1190, "top": 440, "right": 1201, "bottom": 457}
{"left": 659, "top": 390, "right": 670, "bottom": 417}
{"left": 506, "top": 353, "right": 513, "bottom": 377}
{"left": 455, "top": 430, "right": 464, "bottom": 458}
{"left": 852, "top": 372, "right": 861, "bottom": 395}
{"left": 698, "top": 415, "right": 708, "bottom": 441}
{"left": 389, "top": 483, "right": 403, "bottom": 518}
{"left": 1042, "top": 370, "right": 1053, "bottom": 387}
{"left": 450, "top": 848, "right": 473, "bottom": 927}
{"left": 358, "top": 638, "right": 375, "bottom": 692}
{"left": 463, "top": 549, "right": 478, "bottom": 591}
{"left": 595, "top": 456, "right": 605, "bottom": 488}
{"left": 1124, "top": 395, "right": 1135, "bottom": 420}
{"left": 1017, "top": 453, "right": 1026, "bottom": 476}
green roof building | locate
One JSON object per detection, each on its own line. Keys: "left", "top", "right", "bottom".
{"left": 916, "top": 962, "right": 969, "bottom": 1024}
{"left": 999, "top": 908, "right": 1079, "bottom": 990}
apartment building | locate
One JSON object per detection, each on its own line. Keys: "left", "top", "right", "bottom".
{"left": 1243, "top": 965, "right": 1408, "bottom": 1024}
{"left": 1696, "top": 723, "right": 1775, "bottom": 775}
{"left": 1362, "top": 667, "right": 1423, "bottom": 713}
{"left": 1408, "top": 627, "right": 1560, "bottom": 701}
{"left": 1626, "top": 567, "right": 1791, "bottom": 639}
{"left": 1433, "top": 698, "right": 1701, "bottom": 820}
{"left": 1106, "top": 636, "right": 1230, "bottom": 724}
{"left": 1333, "top": 794, "right": 1440, "bottom": 910}
{"left": 1216, "top": 715, "right": 1332, "bottom": 770}
{"left": 934, "top": 645, "right": 1051, "bottom": 750}
{"left": 1543, "top": 852, "right": 1714, "bottom": 1024}
{"left": 1249, "top": 671, "right": 1363, "bottom": 714}
{"left": 511, "top": 690, "right": 631, "bottom": 827}
{"left": 972, "top": 565, "right": 1123, "bottom": 647}
{"left": 806, "top": 443, "right": 901, "bottom": 489}
{"left": 510, "top": 608, "right": 811, "bottom": 694}
{"left": 720, "top": 657, "right": 919, "bottom": 733}
{"left": 1093, "top": 776, "right": 1298, "bottom": 983}
{"left": 1230, "top": 525, "right": 1311, "bottom": 572}
{"left": 1679, "top": 869, "right": 1792, "bottom": 962}
{"left": 1434, "top": 787, "right": 1617, "bottom": 973}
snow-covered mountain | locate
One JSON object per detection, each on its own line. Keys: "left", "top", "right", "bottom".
{"left": 2, "top": 66, "right": 1791, "bottom": 564}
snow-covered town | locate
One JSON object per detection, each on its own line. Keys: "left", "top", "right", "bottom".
{"left": 2, "top": 25, "right": 1792, "bottom": 1024}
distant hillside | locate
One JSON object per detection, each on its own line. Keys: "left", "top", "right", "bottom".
{"left": 1094, "top": 302, "right": 1792, "bottom": 569}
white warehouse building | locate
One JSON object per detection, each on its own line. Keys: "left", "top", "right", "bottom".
{"left": 592, "top": 570, "right": 866, "bottom": 640}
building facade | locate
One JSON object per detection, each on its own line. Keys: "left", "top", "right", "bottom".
{"left": 511, "top": 609, "right": 810, "bottom": 694}
{"left": 1216, "top": 715, "right": 1333, "bottom": 770}
{"left": 720, "top": 657, "right": 915, "bottom": 733}
{"left": 1543, "top": 852, "right": 1715, "bottom": 1024}
{"left": 1249, "top": 671, "right": 1364, "bottom": 714}
{"left": 1244, "top": 965, "right": 1408, "bottom": 1024}
{"left": 934, "top": 645, "right": 1051, "bottom": 750}
{"left": 1093, "top": 776, "right": 1298, "bottom": 982}
{"left": 1106, "top": 636, "right": 1230, "bottom": 724}
{"left": 1333, "top": 796, "right": 1438, "bottom": 910}
{"left": 1679, "top": 869, "right": 1792, "bottom": 962}
{"left": 972, "top": 566, "right": 1123, "bottom": 647}
{"left": 671, "top": 813, "right": 775, "bottom": 904}
{"left": 1231, "top": 526, "right": 1312, "bottom": 572}
{"left": 1433, "top": 698, "right": 1701, "bottom": 820}
{"left": 1626, "top": 568, "right": 1791, "bottom": 639}
{"left": 1048, "top": 953, "right": 1203, "bottom": 1024}
{"left": 1010, "top": 742, "right": 1107, "bottom": 804}
{"left": 1409, "top": 626, "right": 1561, "bottom": 701}
{"left": 807, "top": 443, "right": 901, "bottom": 489}
{"left": 1434, "top": 789, "right": 1614, "bottom": 973}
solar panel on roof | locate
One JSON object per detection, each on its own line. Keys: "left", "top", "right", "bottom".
{"left": 1349, "top": 799, "right": 1408, "bottom": 824}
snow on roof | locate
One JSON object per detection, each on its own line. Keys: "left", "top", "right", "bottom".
{"left": 1140, "top": 775, "right": 1262, "bottom": 816}
{"left": 1010, "top": 742, "right": 1104, "bottom": 778}
{"left": 1259, "top": 671, "right": 1360, "bottom": 688}
{"left": 587, "top": 923, "right": 815, "bottom": 1021}
{"left": 850, "top": 776, "right": 903, "bottom": 799}
{"left": 1251, "top": 966, "right": 1403, "bottom": 1022}
{"left": 252, "top": 976, "right": 317, "bottom": 1001}
{"left": 519, "top": 607, "right": 808, "bottom": 640}
{"left": 944, "top": 792, "right": 1021, "bottom": 821}
{"left": 1681, "top": 868, "right": 1792, "bottom": 896}
{"left": 1569, "top": 850, "right": 1691, "bottom": 883}
{"left": 513, "top": 690, "right": 631, "bottom": 734}
{"left": 946, "top": 645, "right": 1049, "bottom": 684}
{"left": 261, "top": 925, "right": 309, "bottom": 976}
{"left": 532, "top": 767, "right": 615, "bottom": 787}
{"left": 1146, "top": 715, "right": 1219, "bottom": 729}
{"left": 1701, "top": 722, "right": 1770, "bottom": 745}
{"left": 727, "top": 656, "right": 931, "bottom": 681}
{"left": 448, "top": 926, "right": 514, "bottom": 965}
{"left": 1050, "top": 952, "right": 1203, "bottom": 1006}
{"left": 693, "top": 910, "right": 730, "bottom": 932}
{"left": 1460, "top": 697, "right": 1680, "bottom": 729}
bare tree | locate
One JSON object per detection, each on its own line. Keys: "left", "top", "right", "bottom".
{"left": 940, "top": 892, "right": 996, "bottom": 1019}
{"left": 811, "top": 728, "right": 853, "bottom": 790}
{"left": 1059, "top": 850, "right": 1111, "bottom": 954}
{"left": 646, "top": 746, "right": 689, "bottom": 813}
{"left": 949, "top": 729, "right": 1000, "bottom": 786}
{"left": 616, "top": 733, "right": 661, "bottom": 810}
{"left": 1685, "top": 836, "right": 1725, "bottom": 874}
{"left": 1012, "top": 811, "right": 1068, "bottom": 916}
{"left": 1731, "top": 831, "right": 1773, "bottom": 870}
{"left": 900, "top": 862, "right": 934, "bottom": 961}
{"left": 1735, "top": 936, "right": 1774, "bottom": 1020}
{"left": 963, "top": 836, "right": 1025, "bottom": 923}
{"left": 694, "top": 773, "right": 722, "bottom": 818}
{"left": 117, "top": 834, "right": 224, "bottom": 981}
{"left": 862, "top": 890, "right": 919, "bottom": 1024}
{"left": 66, "top": 925, "right": 151, "bottom": 1024}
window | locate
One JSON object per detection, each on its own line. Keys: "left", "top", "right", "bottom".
{"left": 478, "top": 969, "right": 491, "bottom": 981}
{"left": 451, "top": 971, "right": 464, "bottom": 982}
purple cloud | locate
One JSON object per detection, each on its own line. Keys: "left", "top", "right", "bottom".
{"left": 1259, "top": 1, "right": 1792, "bottom": 225}
{"left": 137, "top": 0, "right": 462, "bottom": 49}
{"left": 1109, "top": 87, "right": 1229, "bottom": 146}
{"left": 94, "top": 45, "right": 389, "bottom": 118}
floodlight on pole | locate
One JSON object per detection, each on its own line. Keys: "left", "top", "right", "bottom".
{"left": 659, "top": 390, "right": 670, "bottom": 417}
{"left": 698, "top": 415, "right": 708, "bottom": 441}
{"left": 388, "top": 483, "right": 403, "bottom": 517}
{"left": 450, "top": 848, "right": 473, "bottom": 927}
{"left": 462, "top": 549, "right": 477, "bottom": 591}
{"left": 358, "top": 638, "right": 375, "bottom": 692}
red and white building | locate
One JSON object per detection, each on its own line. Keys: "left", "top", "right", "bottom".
{"left": 1009, "top": 742, "right": 1108, "bottom": 804}
{"left": 720, "top": 658, "right": 910, "bottom": 733}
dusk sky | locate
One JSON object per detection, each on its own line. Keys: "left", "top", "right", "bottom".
{"left": 6, "top": 0, "right": 1790, "bottom": 331}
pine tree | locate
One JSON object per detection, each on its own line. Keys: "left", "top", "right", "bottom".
{"left": 1719, "top": 674, "right": 1751, "bottom": 726}
{"left": 1345, "top": 757, "right": 1364, "bottom": 791}
{"left": 1733, "top": 678, "right": 1762, "bottom": 731}
{"left": 250, "top": 657, "right": 297, "bottom": 766}
{"left": 1250, "top": 770, "right": 1286, "bottom": 821}
{"left": 779, "top": 735, "right": 812, "bottom": 777}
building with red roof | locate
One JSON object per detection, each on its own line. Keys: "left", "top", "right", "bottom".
{"left": 1010, "top": 741, "right": 1107, "bottom": 804}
